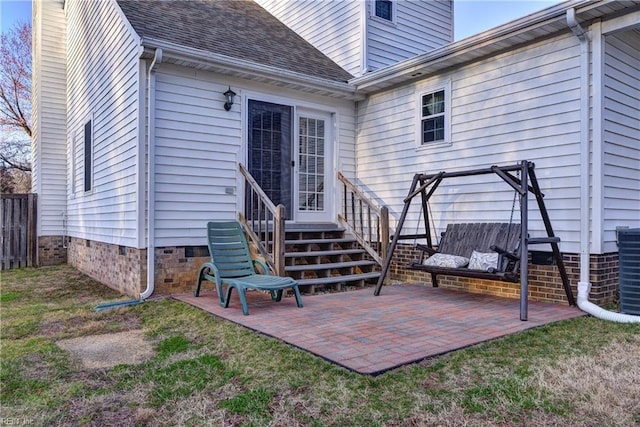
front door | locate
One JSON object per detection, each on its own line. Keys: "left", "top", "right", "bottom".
{"left": 247, "top": 100, "right": 332, "bottom": 222}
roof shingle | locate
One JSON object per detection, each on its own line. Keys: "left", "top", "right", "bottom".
{"left": 117, "top": 0, "right": 353, "bottom": 83}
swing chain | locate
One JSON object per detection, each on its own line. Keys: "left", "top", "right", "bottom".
{"left": 506, "top": 168, "right": 520, "bottom": 248}
{"left": 412, "top": 200, "right": 423, "bottom": 248}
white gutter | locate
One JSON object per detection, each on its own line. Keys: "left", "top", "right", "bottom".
{"left": 566, "top": 9, "right": 640, "bottom": 323}
{"left": 351, "top": 0, "right": 599, "bottom": 91}
{"left": 141, "top": 47, "right": 163, "bottom": 300}
{"left": 140, "top": 37, "right": 362, "bottom": 101}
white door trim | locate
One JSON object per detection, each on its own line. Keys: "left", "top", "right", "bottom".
{"left": 294, "top": 108, "right": 334, "bottom": 223}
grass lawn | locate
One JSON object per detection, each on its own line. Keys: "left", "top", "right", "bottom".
{"left": 1, "top": 265, "right": 639, "bottom": 426}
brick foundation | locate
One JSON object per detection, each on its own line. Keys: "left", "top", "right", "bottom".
{"left": 67, "top": 237, "right": 146, "bottom": 298}
{"left": 62, "top": 238, "right": 620, "bottom": 305}
{"left": 389, "top": 244, "right": 619, "bottom": 306}
{"left": 37, "top": 235, "right": 68, "bottom": 266}
{"left": 65, "top": 239, "right": 210, "bottom": 296}
{"left": 154, "top": 246, "right": 210, "bottom": 295}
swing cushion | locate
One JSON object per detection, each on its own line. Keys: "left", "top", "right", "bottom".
{"left": 423, "top": 253, "right": 469, "bottom": 268}
{"left": 468, "top": 250, "right": 499, "bottom": 271}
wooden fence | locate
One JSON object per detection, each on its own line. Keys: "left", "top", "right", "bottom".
{"left": 1, "top": 193, "right": 37, "bottom": 270}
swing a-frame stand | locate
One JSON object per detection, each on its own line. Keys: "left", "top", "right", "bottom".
{"left": 374, "top": 160, "right": 576, "bottom": 321}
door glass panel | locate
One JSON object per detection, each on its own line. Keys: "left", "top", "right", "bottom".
{"left": 298, "top": 117, "right": 325, "bottom": 212}
{"left": 248, "top": 100, "right": 292, "bottom": 219}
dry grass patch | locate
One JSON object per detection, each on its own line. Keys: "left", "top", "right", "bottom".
{"left": 2, "top": 265, "right": 639, "bottom": 426}
{"left": 535, "top": 334, "right": 640, "bottom": 426}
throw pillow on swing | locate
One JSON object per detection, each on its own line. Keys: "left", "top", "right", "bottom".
{"left": 468, "top": 250, "right": 499, "bottom": 271}
{"left": 423, "top": 253, "right": 469, "bottom": 268}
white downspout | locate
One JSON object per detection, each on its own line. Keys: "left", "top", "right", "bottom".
{"left": 567, "top": 9, "right": 639, "bottom": 323}
{"left": 141, "top": 48, "right": 163, "bottom": 300}
{"left": 566, "top": 8, "right": 591, "bottom": 287}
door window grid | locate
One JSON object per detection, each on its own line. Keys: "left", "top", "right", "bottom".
{"left": 298, "top": 117, "right": 325, "bottom": 211}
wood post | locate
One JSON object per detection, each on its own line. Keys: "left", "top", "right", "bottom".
{"left": 519, "top": 160, "right": 529, "bottom": 321}
{"left": 274, "top": 204, "right": 286, "bottom": 277}
{"left": 380, "top": 206, "right": 389, "bottom": 266}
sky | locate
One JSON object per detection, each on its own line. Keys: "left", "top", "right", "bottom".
{"left": 1, "top": 0, "right": 563, "bottom": 40}
{"left": 1, "top": 0, "right": 30, "bottom": 33}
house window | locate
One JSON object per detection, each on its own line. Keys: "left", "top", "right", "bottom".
{"left": 375, "top": 0, "right": 393, "bottom": 21}
{"left": 83, "top": 119, "right": 93, "bottom": 192}
{"left": 70, "top": 131, "right": 78, "bottom": 195}
{"left": 420, "top": 88, "right": 448, "bottom": 145}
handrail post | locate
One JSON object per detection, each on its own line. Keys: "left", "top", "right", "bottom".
{"left": 274, "top": 204, "right": 286, "bottom": 276}
{"left": 380, "top": 206, "right": 389, "bottom": 263}
{"left": 336, "top": 171, "right": 392, "bottom": 267}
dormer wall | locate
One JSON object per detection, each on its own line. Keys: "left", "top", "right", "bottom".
{"left": 366, "top": 0, "right": 453, "bottom": 72}
{"left": 256, "top": 0, "right": 453, "bottom": 77}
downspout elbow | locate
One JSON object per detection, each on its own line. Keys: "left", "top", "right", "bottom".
{"left": 577, "top": 282, "right": 640, "bottom": 323}
{"left": 567, "top": 8, "right": 588, "bottom": 42}
{"left": 149, "top": 48, "right": 163, "bottom": 73}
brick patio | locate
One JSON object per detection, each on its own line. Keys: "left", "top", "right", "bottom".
{"left": 174, "top": 284, "right": 584, "bottom": 375}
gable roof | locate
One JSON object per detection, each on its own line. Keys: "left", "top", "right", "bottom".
{"left": 116, "top": 0, "right": 353, "bottom": 83}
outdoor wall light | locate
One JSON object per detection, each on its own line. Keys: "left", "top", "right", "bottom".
{"left": 223, "top": 86, "right": 236, "bottom": 111}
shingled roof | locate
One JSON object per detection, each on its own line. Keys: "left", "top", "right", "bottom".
{"left": 117, "top": 0, "right": 353, "bottom": 83}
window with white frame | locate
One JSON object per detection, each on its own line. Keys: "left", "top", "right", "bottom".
{"left": 83, "top": 119, "right": 93, "bottom": 192}
{"left": 374, "top": 0, "right": 393, "bottom": 21}
{"left": 70, "top": 131, "right": 78, "bottom": 195}
{"left": 419, "top": 84, "right": 450, "bottom": 145}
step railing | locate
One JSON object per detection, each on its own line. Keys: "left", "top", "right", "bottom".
{"left": 337, "top": 172, "right": 390, "bottom": 265}
{"left": 238, "top": 163, "right": 286, "bottom": 276}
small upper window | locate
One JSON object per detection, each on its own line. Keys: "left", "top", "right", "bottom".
{"left": 421, "top": 90, "right": 446, "bottom": 144}
{"left": 375, "top": 0, "right": 393, "bottom": 21}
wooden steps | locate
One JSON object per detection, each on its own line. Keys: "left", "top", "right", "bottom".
{"left": 279, "top": 224, "right": 381, "bottom": 293}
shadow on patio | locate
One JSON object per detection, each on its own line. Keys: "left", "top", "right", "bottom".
{"left": 174, "top": 284, "right": 584, "bottom": 376}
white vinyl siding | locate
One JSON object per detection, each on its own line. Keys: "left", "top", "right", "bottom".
{"left": 153, "top": 65, "right": 356, "bottom": 247}
{"left": 256, "top": 0, "right": 363, "bottom": 76}
{"left": 65, "top": 0, "right": 141, "bottom": 246}
{"left": 258, "top": 0, "right": 453, "bottom": 76}
{"left": 367, "top": 0, "right": 453, "bottom": 71}
{"left": 153, "top": 67, "right": 241, "bottom": 246}
{"left": 356, "top": 33, "right": 583, "bottom": 252}
{"left": 602, "top": 32, "right": 640, "bottom": 252}
{"left": 32, "top": 0, "right": 67, "bottom": 236}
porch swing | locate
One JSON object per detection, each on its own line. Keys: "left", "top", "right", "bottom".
{"left": 373, "top": 161, "right": 576, "bottom": 321}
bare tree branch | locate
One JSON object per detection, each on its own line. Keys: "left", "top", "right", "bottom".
{"left": 0, "top": 21, "right": 32, "bottom": 182}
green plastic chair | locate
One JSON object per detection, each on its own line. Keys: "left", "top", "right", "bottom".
{"left": 194, "top": 220, "right": 303, "bottom": 315}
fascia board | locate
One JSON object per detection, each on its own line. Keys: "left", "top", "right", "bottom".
{"left": 140, "top": 37, "right": 363, "bottom": 101}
